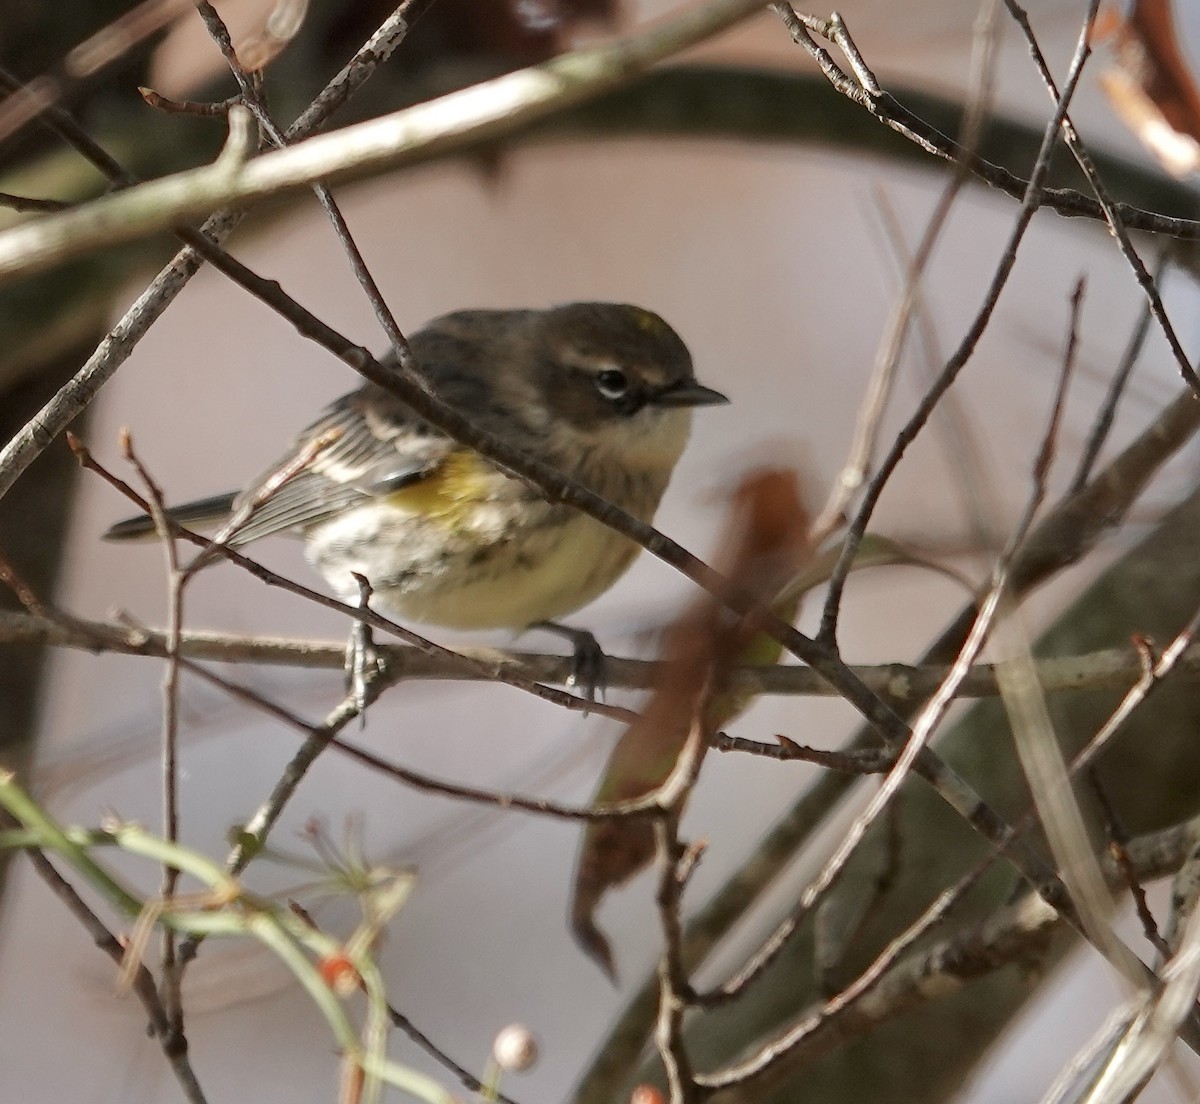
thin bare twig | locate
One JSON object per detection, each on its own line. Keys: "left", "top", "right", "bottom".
{"left": 649, "top": 686, "right": 717, "bottom": 1102}
{"left": 800, "top": 0, "right": 1003, "bottom": 544}
{"left": 138, "top": 86, "right": 242, "bottom": 117}
{"left": 1070, "top": 250, "right": 1171, "bottom": 492}
{"left": 119, "top": 433, "right": 187, "bottom": 1045}
{"left": 1066, "top": 609, "right": 1200, "bottom": 784}
{"left": 776, "top": 9, "right": 1200, "bottom": 238}
{"left": 697, "top": 853, "right": 997, "bottom": 1092}
{"left": 7, "top": 0, "right": 1200, "bottom": 286}
{"left": 683, "top": 809, "right": 1200, "bottom": 1093}
{"left": 8, "top": 831, "right": 208, "bottom": 1103}
{"left": 386, "top": 1005, "right": 522, "bottom": 1104}
{"left": 698, "top": 273, "right": 1077, "bottom": 1012}
{"left": 817, "top": 0, "right": 1097, "bottom": 647}
{"left": 653, "top": 814, "right": 702, "bottom": 1103}
{"left": 1003, "top": 0, "right": 1200, "bottom": 399}
{"left": 10, "top": 606, "right": 1200, "bottom": 701}
{"left": 695, "top": 554, "right": 1010, "bottom": 1007}
{"left": 0, "top": 191, "right": 71, "bottom": 212}
{"left": 192, "top": 1, "right": 410, "bottom": 358}
{"left": 0, "top": 3, "right": 417, "bottom": 503}
{"left": 697, "top": 718, "right": 1200, "bottom": 1096}
{"left": 715, "top": 734, "right": 896, "bottom": 773}
{"left": 10, "top": 603, "right": 1200, "bottom": 702}
{"left": 163, "top": 645, "right": 667, "bottom": 826}
{"left": 1089, "top": 773, "right": 1169, "bottom": 960}
{"left": 0, "top": 0, "right": 773, "bottom": 281}
{"left": 984, "top": 156, "right": 1155, "bottom": 1012}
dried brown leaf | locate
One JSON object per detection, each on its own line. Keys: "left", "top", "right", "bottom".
{"left": 1100, "top": 0, "right": 1200, "bottom": 176}
{"left": 569, "top": 470, "right": 811, "bottom": 978}
{"left": 237, "top": 0, "right": 310, "bottom": 71}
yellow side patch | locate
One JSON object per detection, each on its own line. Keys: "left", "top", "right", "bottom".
{"left": 383, "top": 450, "right": 495, "bottom": 530}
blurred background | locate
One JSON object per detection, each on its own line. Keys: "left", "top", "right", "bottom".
{"left": 3, "top": 1, "right": 1200, "bottom": 1101}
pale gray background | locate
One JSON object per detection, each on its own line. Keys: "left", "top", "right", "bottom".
{"left": 3, "top": 2, "right": 1200, "bottom": 1101}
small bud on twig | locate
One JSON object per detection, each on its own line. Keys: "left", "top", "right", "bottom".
{"left": 491, "top": 1024, "right": 538, "bottom": 1073}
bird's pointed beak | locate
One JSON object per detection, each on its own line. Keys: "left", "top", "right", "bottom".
{"left": 654, "top": 379, "right": 730, "bottom": 408}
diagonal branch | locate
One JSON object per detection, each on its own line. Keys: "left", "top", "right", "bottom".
{"left": 0, "top": 3, "right": 417, "bottom": 503}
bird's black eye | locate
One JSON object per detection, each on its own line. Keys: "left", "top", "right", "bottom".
{"left": 595, "top": 369, "right": 630, "bottom": 400}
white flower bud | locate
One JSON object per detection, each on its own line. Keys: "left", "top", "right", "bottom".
{"left": 491, "top": 1024, "right": 538, "bottom": 1073}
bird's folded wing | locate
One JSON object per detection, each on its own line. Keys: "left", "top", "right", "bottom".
{"left": 226, "top": 390, "right": 453, "bottom": 542}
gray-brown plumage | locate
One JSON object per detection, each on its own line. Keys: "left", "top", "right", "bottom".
{"left": 106, "top": 302, "right": 727, "bottom": 630}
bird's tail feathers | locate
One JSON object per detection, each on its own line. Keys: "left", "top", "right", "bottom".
{"left": 103, "top": 492, "right": 238, "bottom": 542}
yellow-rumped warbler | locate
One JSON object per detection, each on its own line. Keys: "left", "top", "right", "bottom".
{"left": 106, "top": 303, "right": 727, "bottom": 654}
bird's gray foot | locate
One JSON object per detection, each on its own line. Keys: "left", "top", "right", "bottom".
{"left": 531, "top": 620, "right": 606, "bottom": 708}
